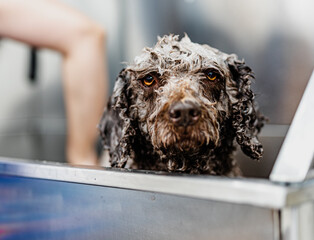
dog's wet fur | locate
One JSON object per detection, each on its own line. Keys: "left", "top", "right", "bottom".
{"left": 99, "top": 34, "right": 265, "bottom": 175}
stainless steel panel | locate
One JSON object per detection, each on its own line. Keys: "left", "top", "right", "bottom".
{"left": 236, "top": 135, "right": 285, "bottom": 178}
{"left": 0, "top": 157, "right": 289, "bottom": 209}
{"left": 2, "top": 158, "right": 314, "bottom": 239}
{"left": 271, "top": 70, "right": 314, "bottom": 183}
{"left": 280, "top": 202, "right": 314, "bottom": 240}
{"left": 0, "top": 134, "right": 65, "bottom": 163}
{"left": 0, "top": 174, "right": 277, "bottom": 240}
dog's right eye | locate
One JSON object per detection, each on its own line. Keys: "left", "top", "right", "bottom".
{"left": 205, "top": 71, "right": 218, "bottom": 81}
{"left": 142, "top": 74, "right": 157, "bottom": 87}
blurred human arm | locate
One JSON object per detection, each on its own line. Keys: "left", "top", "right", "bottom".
{"left": 0, "top": 0, "right": 108, "bottom": 165}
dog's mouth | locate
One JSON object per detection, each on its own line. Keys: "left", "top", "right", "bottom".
{"left": 159, "top": 124, "right": 218, "bottom": 153}
{"left": 150, "top": 105, "right": 220, "bottom": 153}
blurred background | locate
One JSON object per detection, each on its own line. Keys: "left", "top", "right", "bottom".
{"left": 0, "top": 0, "right": 313, "bottom": 177}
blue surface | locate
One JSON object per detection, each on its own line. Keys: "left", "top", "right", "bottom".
{"left": 0, "top": 175, "right": 120, "bottom": 240}
{"left": 0, "top": 172, "right": 275, "bottom": 240}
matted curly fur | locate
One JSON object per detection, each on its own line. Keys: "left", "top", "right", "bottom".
{"left": 99, "top": 34, "right": 265, "bottom": 176}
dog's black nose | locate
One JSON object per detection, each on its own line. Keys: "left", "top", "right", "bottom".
{"left": 169, "top": 101, "right": 200, "bottom": 126}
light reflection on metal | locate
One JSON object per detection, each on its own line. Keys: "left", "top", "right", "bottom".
{"left": 0, "top": 157, "right": 313, "bottom": 209}
{"left": 270, "top": 70, "right": 314, "bottom": 183}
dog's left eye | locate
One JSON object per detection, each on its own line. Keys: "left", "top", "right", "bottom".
{"left": 206, "top": 71, "right": 218, "bottom": 81}
{"left": 142, "top": 74, "right": 157, "bottom": 87}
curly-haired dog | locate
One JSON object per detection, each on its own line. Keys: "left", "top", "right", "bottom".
{"left": 99, "top": 34, "right": 264, "bottom": 176}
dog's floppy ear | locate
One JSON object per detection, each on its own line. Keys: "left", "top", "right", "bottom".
{"left": 226, "top": 55, "right": 264, "bottom": 160}
{"left": 98, "top": 69, "right": 136, "bottom": 167}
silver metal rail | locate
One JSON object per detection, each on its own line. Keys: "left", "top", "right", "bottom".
{"left": 270, "top": 70, "right": 314, "bottom": 183}
{"left": 0, "top": 157, "right": 313, "bottom": 209}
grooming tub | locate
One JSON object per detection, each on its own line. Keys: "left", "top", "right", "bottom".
{"left": 0, "top": 71, "right": 313, "bottom": 240}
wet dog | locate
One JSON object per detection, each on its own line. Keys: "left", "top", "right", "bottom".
{"left": 99, "top": 34, "right": 264, "bottom": 175}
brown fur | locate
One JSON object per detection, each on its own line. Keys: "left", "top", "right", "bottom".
{"left": 99, "top": 34, "right": 265, "bottom": 175}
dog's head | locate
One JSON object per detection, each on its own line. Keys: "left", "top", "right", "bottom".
{"left": 100, "top": 34, "right": 264, "bottom": 170}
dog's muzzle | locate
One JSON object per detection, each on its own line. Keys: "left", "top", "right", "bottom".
{"left": 168, "top": 101, "right": 200, "bottom": 127}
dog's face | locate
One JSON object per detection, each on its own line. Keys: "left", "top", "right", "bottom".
{"left": 129, "top": 38, "right": 230, "bottom": 153}
{"left": 100, "top": 34, "right": 264, "bottom": 172}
